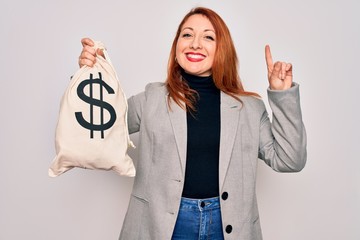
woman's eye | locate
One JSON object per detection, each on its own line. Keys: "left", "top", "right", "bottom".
{"left": 205, "top": 36, "right": 215, "bottom": 41}
{"left": 182, "top": 33, "right": 192, "bottom": 38}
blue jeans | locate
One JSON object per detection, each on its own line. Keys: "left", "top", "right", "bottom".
{"left": 172, "top": 197, "right": 224, "bottom": 240}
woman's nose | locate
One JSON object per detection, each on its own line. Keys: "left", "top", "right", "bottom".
{"left": 190, "top": 37, "right": 202, "bottom": 49}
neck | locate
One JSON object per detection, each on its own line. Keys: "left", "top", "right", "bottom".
{"left": 181, "top": 70, "right": 217, "bottom": 91}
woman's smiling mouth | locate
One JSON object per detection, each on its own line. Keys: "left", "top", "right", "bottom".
{"left": 186, "top": 52, "right": 206, "bottom": 62}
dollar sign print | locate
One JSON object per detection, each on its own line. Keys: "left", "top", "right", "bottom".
{"left": 75, "top": 72, "right": 117, "bottom": 139}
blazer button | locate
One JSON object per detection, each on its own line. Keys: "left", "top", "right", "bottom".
{"left": 221, "top": 192, "right": 228, "bottom": 200}
{"left": 225, "top": 225, "right": 233, "bottom": 234}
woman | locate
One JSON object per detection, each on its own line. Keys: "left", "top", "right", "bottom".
{"left": 79, "top": 7, "right": 306, "bottom": 240}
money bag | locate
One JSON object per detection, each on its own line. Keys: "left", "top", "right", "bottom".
{"left": 49, "top": 41, "right": 135, "bottom": 177}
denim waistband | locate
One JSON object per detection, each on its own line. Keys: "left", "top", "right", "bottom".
{"left": 179, "top": 196, "right": 220, "bottom": 211}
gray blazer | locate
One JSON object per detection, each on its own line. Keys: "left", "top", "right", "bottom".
{"left": 119, "top": 82, "right": 306, "bottom": 240}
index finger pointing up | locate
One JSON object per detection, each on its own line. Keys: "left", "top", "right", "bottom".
{"left": 265, "top": 45, "right": 273, "bottom": 71}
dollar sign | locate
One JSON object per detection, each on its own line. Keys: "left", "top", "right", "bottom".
{"left": 75, "top": 72, "right": 117, "bottom": 139}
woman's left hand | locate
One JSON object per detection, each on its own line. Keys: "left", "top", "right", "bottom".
{"left": 265, "top": 45, "right": 293, "bottom": 90}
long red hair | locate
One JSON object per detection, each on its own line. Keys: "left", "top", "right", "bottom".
{"left": 166, "top": 7, "right": 260, "bottom": 111}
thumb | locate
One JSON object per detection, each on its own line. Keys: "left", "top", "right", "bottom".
{"left": 81, "top": 37, "right": 94, "bottom": 47}
{"left": 96, "top": 48, "right": 105, "bottom": 59}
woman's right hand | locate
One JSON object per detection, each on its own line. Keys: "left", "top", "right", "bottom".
{"left": 78, "top": 38, "right": 104, "bottom": 68}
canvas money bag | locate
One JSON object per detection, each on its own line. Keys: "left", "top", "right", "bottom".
{"left": 49, "top": 41, "right": 135, "bottom": 177}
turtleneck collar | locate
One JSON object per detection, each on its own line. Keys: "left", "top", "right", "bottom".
{"left": 181, "top": 69, "right": 218, "bottom": 92}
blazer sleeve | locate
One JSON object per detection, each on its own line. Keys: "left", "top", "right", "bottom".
{"left": 127, "top": 82, "right": 165, "bottom": 134}
{"left": 127, "top": 91, "right": 146, "bottom": 134}
{"left": 258, "top": 83, "right": 307, "bottom": 172}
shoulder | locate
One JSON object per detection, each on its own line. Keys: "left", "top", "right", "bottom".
{"left": 236, "top": 95, "right": 269, "bottom": 123}
{"left": 240, "top": 95, "right": 266, "bottom": 112}
{"left": 144, "top": 82, "right": 167, "bottom": 94}
{"left": 141, "top": 82, "right": 167, "bottom": 103}
{"left": 128, "top": 82, "right": 166, "bottom": 104}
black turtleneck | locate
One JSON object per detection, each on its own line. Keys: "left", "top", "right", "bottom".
{"left": 181, "top": 71, "right": 221, "bottom": 199}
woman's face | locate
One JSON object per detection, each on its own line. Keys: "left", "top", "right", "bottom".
{"left": 176, "top": 14, "right": 216, "bottom": 77}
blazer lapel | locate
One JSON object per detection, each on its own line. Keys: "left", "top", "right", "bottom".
{"left": 166, "top": 96, "right": 187, "bottom": 176}
{"left": 166, "top": 92, "right": 241, "bottom": 185}
{"left": 219, "top": 92, "right": 242, "bottom": 189}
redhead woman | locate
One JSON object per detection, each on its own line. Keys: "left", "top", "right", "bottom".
{"left": 79, "top": 7, "right": 306, "bottom": 240}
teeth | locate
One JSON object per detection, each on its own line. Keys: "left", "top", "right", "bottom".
{"left": 187, "top": 54, "right": 205, "bottom": 59}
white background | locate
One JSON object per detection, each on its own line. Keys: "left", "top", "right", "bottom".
{"left": 1, "top": 0, "right": 359, "bottom": 239}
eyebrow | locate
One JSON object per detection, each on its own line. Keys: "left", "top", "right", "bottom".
{"left": 182, "top": 27, "right": 215, "bottom": 33}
